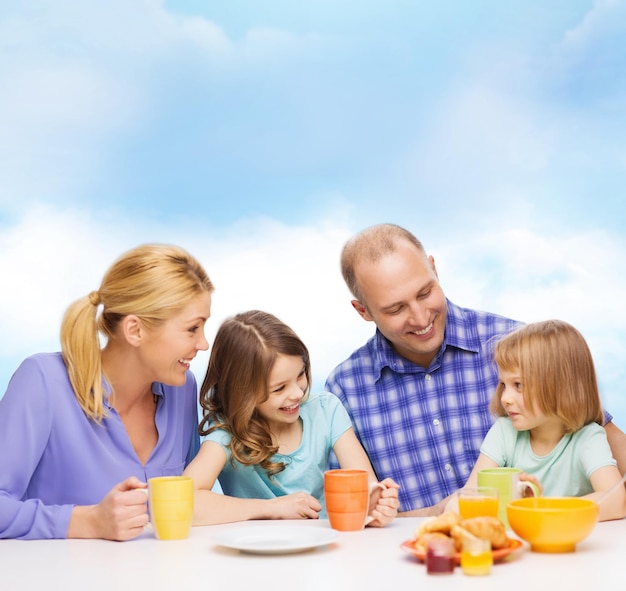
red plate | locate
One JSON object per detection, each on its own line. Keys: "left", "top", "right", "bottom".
{"left": 400, "top": 537, "right": 524, "bottom": 565}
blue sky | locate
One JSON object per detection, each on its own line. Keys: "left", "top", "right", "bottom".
{"left": 1, "top": 1, "right": 625, "bottom": 427}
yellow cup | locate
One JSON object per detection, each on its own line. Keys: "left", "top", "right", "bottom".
{"left": 148, "top": 476, "right": 194, "bottom": 540}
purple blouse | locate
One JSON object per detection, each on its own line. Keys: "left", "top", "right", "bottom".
{"left": 0, "top": 353, "right": 200, "bottom": 539}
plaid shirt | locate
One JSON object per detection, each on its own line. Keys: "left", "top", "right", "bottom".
{"left": 325, "top": 299, "right": 522, "bottom": 512}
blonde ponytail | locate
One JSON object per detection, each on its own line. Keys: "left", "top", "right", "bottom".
{"left": 60, "top": 293, "right": 106, "bottom": 421}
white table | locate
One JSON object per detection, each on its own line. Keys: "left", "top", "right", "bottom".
{"left": 1, "top": 517, "right": 624, "bottom": 590}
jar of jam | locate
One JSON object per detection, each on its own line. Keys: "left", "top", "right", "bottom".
{"left": 425, "top": 537, "right": 455, "bottom": 575}
{"left": 461, "top": 537, "right": 492, "bottom": 576}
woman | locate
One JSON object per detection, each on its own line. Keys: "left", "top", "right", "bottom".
{"left": 0, "top": 244, "right": 214, "bottom": 540}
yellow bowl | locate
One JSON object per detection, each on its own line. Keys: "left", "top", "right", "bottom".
{"left": 507, "top": 497, "right": 598, "bottom": 553}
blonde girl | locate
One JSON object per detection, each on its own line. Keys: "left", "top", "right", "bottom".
{"left": 464, "top": 319, "right": 626, "bottom": 522}
{"left": 184, "top": 310, "right": 399, "bottom": 525}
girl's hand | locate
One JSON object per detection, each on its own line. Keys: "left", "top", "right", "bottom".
{"left": 366, "top": 477, "right": 400, "bottom": 527}
{"left": 519, "top": 472, "right": 543, "bottom": 496}
{"left": 69, "top": 476, "right": 149, "bottom": 540}
{"left": 268, "top": 492, "right": 322, "bottom": 520}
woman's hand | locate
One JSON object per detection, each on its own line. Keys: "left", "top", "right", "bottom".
{"left": 366, "top": 477, "right": 400, "bottom": 527}
{"left": 68, "top": 476, "right": 149, "bottom": 540}
{"left": 267, "top": 492, "right": 322, "bottom": 520}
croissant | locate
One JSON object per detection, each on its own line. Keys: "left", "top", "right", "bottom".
{"left": 449, "top": 524, "right": 480, "bottom": 552}
{"left": 412, "top": 532, "right": 451, "bottom": 554}
{"left": 415, "top": 511, "right": 463, "bottom": 536}
{"left": 459, "top": 516, "right": 508, "bottom": 549}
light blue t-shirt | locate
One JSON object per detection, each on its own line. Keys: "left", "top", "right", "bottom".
{"left": 202, "top": 391, "right": 352, "bottom": 516}
{"left": 480, "top": 417, "right": 616, "bottom": 497}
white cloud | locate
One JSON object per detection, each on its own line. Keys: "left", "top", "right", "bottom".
{"left": 0, "top": 65, "right": 142, "bottom": 207}
{"left": 441, "top": 225, "right": 626, "bottom": 325}
{"left": 0, "top": 206, "right": 372, "bottom": 392}
{"left": 1, "top": 0, "right": 625, "bottom": 431}
{"left": 0, "top": 1, "right": 334, "bottom": 211}
{"left": 186, "top": 215, "right": 374, "bottom": 388}
{"left": 545, "top": 0, "right": 626, "bottom": 101}
{"left": 438, "top": 223, "right": 626, "bottom": 422}
{"left": 397, "top": 82, "right": 554, "bottom": 209}
{"left": 558, "top": 0, "right": 626, "bottom": 55}
{"left": 0, "top": 206, "right": 140, "bottom": 356}
{"left": 2, "top": 207, "right": 625, "bottom": 427}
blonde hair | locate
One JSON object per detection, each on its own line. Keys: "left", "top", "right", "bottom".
{"left": 199, "top": 310, "right": 311, "bottom": 477}
{"left": 490, "top": 319, "right": 604, "bottom": 432}
{"left": 60, "top": 244, "right": 214, "bottom": 422}
{"left": 341, "top": 223, "right": 426, "bottom": 304}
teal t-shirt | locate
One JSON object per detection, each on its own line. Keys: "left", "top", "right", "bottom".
{"left": 480, "top": 417, "right": 616, "bottom": 497}
{"left": 202, "top": 391, "right": 352, "bottom": 516}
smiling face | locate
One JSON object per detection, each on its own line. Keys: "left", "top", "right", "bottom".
{"left": 138, "top": 291, "right": 212, "bottom": 386}
{"left": 352, "top": 240, "right": 448, "bottom": 368}
{"left": 256, "top": 354, "right": 308, "bottom": 432}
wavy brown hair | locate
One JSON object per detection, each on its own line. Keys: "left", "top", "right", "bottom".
{"left": 490, "top": 319, "right": 604, "bottom": 432}
{"left": 199, "top": 310, "right": 311, "bottom": 477}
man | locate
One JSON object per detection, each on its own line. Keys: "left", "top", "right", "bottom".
{"left": 325, "top": 223, "right": 626, "bottom": 516}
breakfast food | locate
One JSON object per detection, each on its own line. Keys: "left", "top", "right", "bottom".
{"left": 412, "top": 531, "right": 451, "bottom": 554}
{"left": 415, "top": 511, "right": 463, "bottom": 536}
{"left": 450, "top": 524, "right": 480, "bottom": 552}
{"left": 413, "top": 513, "right": 508, "bottom": 554}
{"left": 459, "top": 516, "right": 508, "bottom": 549}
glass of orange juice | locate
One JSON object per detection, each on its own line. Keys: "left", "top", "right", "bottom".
{"left": 458, "top": 486, "right": 499, "bottom": 519}
{"left": 461, "top": 536, "right": 493, "bottom": 576}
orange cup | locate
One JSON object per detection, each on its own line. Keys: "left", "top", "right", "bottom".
{"left": 324, "top": 469, "right": 382, "bottom": 531}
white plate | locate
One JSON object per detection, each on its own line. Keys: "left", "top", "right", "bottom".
{"left": 213, "top": 525, "right": 338, "bottom": 555}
